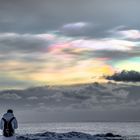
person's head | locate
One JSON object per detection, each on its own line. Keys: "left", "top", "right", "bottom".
{"left": 7, "top": 109, "right": 13, "bottom": 113}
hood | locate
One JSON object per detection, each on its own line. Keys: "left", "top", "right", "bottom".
{"left": 3, "top": 113, "right": 14, "bottom": 121}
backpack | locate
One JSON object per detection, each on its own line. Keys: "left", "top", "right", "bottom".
{"left": 2, "top": 117, "right": 15, "bottom": 137}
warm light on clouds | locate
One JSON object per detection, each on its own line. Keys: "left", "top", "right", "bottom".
{"left": 116, "top": 29, "right": 140, "bottom": 39}
{"left": 1, "top": 56, "right": 114, "bottom": 86}
{"left": 26, "top": 60, "right": 114, "bottom": 85}
{"left": 0, "top": 24, "right": 139, "bottom": 88}
{"left": 71, "top": 39, "right": 133, "bottom": 51}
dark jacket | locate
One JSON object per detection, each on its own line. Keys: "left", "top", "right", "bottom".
{"left": 0, "top": 113, "right": 18, "bottom": 130}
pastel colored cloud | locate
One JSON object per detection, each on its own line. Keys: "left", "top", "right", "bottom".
{"left": 60, "top": 22, "right": 93, "bottom": 36}
{"left": 0, "top": 25, "right": 140, "bottom": 88}
{"left": 62, "top": 22, "right": 89, "bottom": 29}
{"left": 71, "top": 39, "right": 133, "bottom": 51}
{"left": 109, "top": 27, "right": 140, "bottom": 39}
{"left": 117, "top": 30, "right": 140, "bottom": 39}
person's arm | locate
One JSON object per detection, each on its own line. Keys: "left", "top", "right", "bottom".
{"left": 13, "top": 117, "right": 18, "bottom": 129}
{"left": 0, "top": 118, "right": 4, "bottom": 130}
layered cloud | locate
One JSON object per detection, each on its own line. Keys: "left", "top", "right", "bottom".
{"left": 0, "top": 25, "right": 140, "bottom": 88}
{"left": 0, "top": 83, "right": 140, "bottom": 122}
{"left": 0, "top": 93, "right": 21, "bottom": 100}
{"left": 0, "top": 1, "right": 140, "bottom": 88}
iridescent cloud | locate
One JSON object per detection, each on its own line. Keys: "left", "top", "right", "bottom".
{"left": 0, "top": 24, "right": 139, "bottom": 88}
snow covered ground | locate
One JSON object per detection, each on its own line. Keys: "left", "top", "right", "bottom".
{"left": 16, "top": 131, "right": 124, "bottom": 140}
{"left": 1, "top": 122, "right": 140, "bottom": 140}
{"left": 0, "top": 131, "right": 140, "bottom": 140}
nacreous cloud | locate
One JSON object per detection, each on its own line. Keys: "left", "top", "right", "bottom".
{"left": 109, "top": 27, "right": 140, "bottom": 40}
{"left": 60, "top": 22, "right": 93, "bottom": 36}
{"left": 0, "top": 24, "right": 139, "bottom": 88}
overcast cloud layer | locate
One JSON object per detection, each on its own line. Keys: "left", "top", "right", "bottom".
{"left": 1, "top": 0, "right": 140, "bottom": 34}
{"left": 0, "top": 83, "right": 140, "bottom": 122}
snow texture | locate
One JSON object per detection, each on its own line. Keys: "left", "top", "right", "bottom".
{"left": 16, "top": 131, "right": 124, "bottom": 140}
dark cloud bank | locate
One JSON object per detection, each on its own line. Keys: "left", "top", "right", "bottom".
{"left": 106, "top": 70, "right": 140, "bottom": 82}
{"left": 0, "top": 83, "right": 140, "bottom": 123}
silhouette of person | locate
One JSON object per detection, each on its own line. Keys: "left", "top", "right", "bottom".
{"left": 0, "top": 109, "right": 18, "bottom": 140}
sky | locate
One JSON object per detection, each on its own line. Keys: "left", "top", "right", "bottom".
{"left": 0, "top": 0, "right": 140, "bottom": 123}
{"left": 0, "top": 0, "right": 140, "bottom": 89}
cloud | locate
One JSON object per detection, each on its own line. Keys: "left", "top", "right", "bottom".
{"left": 60, "top": 22, "right": 93, "bottom": 36}
{"left": 117, "top": 30, "right": 140, "bottom": 39}
{"left": 27, "top": 96, "right": 38, "bottom": 100}
{"left": 0, "top": 28, "right": 139, "bottom": 87}
{"left": 106, "top": 70, "right": 140, "bottom": 82}
{"left": 0, "top": 93, "right": 21, "bottom": 100}
{"left": 100, "top": 98, "right": 116, "bottom": 103}
{"left": 112, "top": 89, "right": 129, "bottom": 99}
{"left": 0, "top": 33, "right": 51, "bottom": 54}
{"left": 92, "top": 48, "right": 140, "bottom": 61}
{"left": 0, "top": 0, "right": 140, "bottom": 35}
{"left": 109, "top": 27, "right": 140, "bottom": 39}
{"left": 0, "top": 83, "right": 140, "bottom": 122}
{"left": 71, "top": 39, "right": 134, "bottom": 51}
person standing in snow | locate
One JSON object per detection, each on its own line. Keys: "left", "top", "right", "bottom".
{"left": 0, "top": 109, "right": 18, "bottom": 140}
